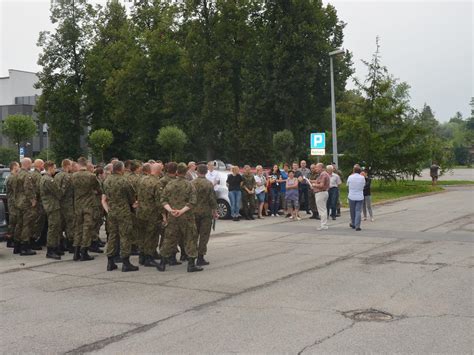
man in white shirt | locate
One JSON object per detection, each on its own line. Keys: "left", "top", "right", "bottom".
{"left": 346, "top": 165, "right": 366, "bottom": 231}
{"left": 205, "top": 161, "right": 220, "bottom": 191}
{"left": 326, "top": 165, "right": 342, "bottom": 220}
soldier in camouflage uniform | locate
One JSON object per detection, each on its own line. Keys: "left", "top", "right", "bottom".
{"left": 40, "top": 161, "right": 63, "bottom": 260}
{"left": 136, "top": 163, "right": 164, "bottom": 267}
{"left": 55, "top": 159, "right": 75, "bottom": 253}
{"left": 6, "top": 162, "right": 19, "bottom": 250}
{"left": 103, "top": 161, "right": 139, "bottom": 272}
{"left": 31, "top": 159, "right": 45, "bottom": 248}
{"left": 158, "top": 163, "right": 179, "bottom": 263}
{"left": 191, "top": 164, "right": 217, "bottom": 266}
{"left": 241, "top": 165, "right": 256, "bottom": 220}
{"left": 71, "top": 157, "right": 101, "bottom": 261}
{"left": 13, "top": 158, "right": 37, "bottom": 256}
{"left": 126, "top": 160, "right": 141, "bottom": 255}
{"left": 157, "top": 163, "right": 202, "bottom": 273}
{"left": 89, "top": 165, "right": 105, "bottom": 253}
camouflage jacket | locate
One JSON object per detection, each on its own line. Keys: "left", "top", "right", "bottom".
{"left": 241, "top": 173, "right": 256, "bottom": 191}
{"left": 127, "top": 172, "right": 141, "bottom": 197}
{"left": 191, "top": 176, "right": 217, "bottom": 217}
{"left": 103, "top": 173, "right": 135, "bottom": 218}
{"left": 31, "top": 169, "right": 42, "bottom": 200}
{"left": 54, "top": 171, "right": 74, "bottom": 207}
{"left": 161, "top": 176, "right": 196, "bottom": 221}
{"left": 137, "top": 174, "right": 163, "bottom": 221}
{"left": 6, "top": 174, "right": 17, "bottom": 210}
{"left": 159, "top": 174, "right": 175, "bottom": 192}
{"left": 40, "top": 174, "right": 61, "bottom": 213}
{"left": 71, "top": 169, "right": 101, "bottom": 210}
{"left": 14, "top": 169, "right": 35, "bottom": 210}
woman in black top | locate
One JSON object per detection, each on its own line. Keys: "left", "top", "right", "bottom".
{"left": 226, "top": 165, "right": 243, "bottom": 221}
{"left": 268, "top": 164, "right": 281, "bottom": 216}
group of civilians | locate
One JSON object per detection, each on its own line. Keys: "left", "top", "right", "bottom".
{"left": 219, "top": 161, "right": 374, "bottom": 231}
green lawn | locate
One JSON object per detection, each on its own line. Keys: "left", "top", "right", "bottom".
{"left": 338, "top": 180, "right": 472, "bottom": 207}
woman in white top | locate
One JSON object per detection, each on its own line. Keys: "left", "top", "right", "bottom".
{"left": 254, "top": 165, "right": 267, "bottom": 219}
{"left": 346, "top": 165, "right": 366, "bottom": 231}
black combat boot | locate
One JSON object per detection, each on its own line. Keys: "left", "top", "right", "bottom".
{"left": 55, "top": 247, "right": 65, "bottom": 256}
{"left": 130, "top": 244, "right": 140, "bottom": 256}
{"left": 80, "top": 248, "right": 94, "bottom": 261}
{"left": 169, "top": 254, "right": 182, "bottom": 265}
{"left": 89, "top": 240, "right": 104, "bottom": 253}
{"left": 6, "top": 238, "right": 14, "bottom": 248}
{"left": 153, "top": 250, "right": 161, "bottom": 260}
{"left": 138, "top": 252, "right": 146, "bottom": 265}
{"left": 13, "top": 241, "right": 21, "bottom": 254}
{"left": 46, "top": 247, "right": 61, "bottom": 260}
{"left": 187, "top": 258, "right": 203, "bottom": 273}
{"left": 30, "top": 239, "right": 42, "bottom": 250}
{"left": 157, "top": 257, "right": 166, "bottom": 272}
{"left": 107, "top": 256, "right": 118, "bottom": 271}
{"left": 336, "top": 208, "right": 341, "bottom": 217}
{"left": 196, "top": 254, "right": 209, "bottom": 266}
{"left": 121, "top": 257, "right": 139, "bottom": 272}
{"left": 179, "top": 251, "right": 188, "bottom": 262}
{"left": 113, "top": 254, "right": 123, "bottom": 263}
{"left": 66, "top": 240, "right": 74, "bottom": 253}
{"left": 20, "top": 243, "right": 36, "bottom": 256}
{"left": 73, "top": 246, "right": 81, "bottom": 261}
{"left": 144, "top": 256, "right": 159, "bottom": 267}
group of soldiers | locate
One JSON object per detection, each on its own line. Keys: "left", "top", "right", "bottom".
{"left": 6, "top": 157, "right": 218, "bottom": 273}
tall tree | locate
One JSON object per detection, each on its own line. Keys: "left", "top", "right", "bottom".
{"left": 36, "top": 0, "right": 96, "bottom": 159}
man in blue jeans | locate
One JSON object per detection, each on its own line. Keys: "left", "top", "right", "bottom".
{"left": 326, "top": 165, "right": 342, "bottom": 220}
{"left": 346, "top": 165, "right": 366, "bottom": 231}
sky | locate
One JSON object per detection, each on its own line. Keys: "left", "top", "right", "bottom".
{"left": 0, "top": 0, "right": 472, "bottom": 122}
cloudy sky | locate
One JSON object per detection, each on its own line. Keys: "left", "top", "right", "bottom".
{"left": 0, "top": 0, "right": 472, "bottom": 122}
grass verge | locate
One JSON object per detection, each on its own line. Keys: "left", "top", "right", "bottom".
{"left": 338, "top": 180, "right": 472, "bottom": 207}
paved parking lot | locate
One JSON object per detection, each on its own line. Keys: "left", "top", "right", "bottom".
{"left": 1, "top": 186, "right": 473, "bottom": 354}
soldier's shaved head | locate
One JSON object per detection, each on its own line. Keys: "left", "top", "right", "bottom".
{"left": 151, "top": 163, "right": 161, "bottom": 175}
{"left": 44, "top": 160, "right": 56, "bottom": 171}
{"left": 177, "top": 163, "right": 188, "bottom": 176}
{"left": 142, "top": 163, "right": 151, "bottom": 174}
{"left": 21, "top": 157, "right": 32, "bottom": 169}
{"left": 34, "top": 159, "right": 44, "bottom": 170}
{"left": 197, "top": 164, "right": 207, "bottom": 175}
{"left": 166, "top": 162, "right": 178, "bottom": 174}
{"left": 113, "top": 161, "right": 124, "bottom": 173}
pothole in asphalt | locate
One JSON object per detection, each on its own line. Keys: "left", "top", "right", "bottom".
{"left": 343, "top": 309, "right": 394, "bottom": 322}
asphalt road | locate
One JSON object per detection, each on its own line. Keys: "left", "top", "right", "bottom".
{"left": 1, "top": 186, "right": 473, "bottom": 354}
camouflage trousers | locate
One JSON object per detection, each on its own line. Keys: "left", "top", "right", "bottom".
{"left": 93, "top": 208, "right": 104, "bottom": 242}
{"left": 106, "top": 212, "right": 133, "bottom": 258}
{"left": 161, "top": 216, "right": 197, "bottom": 259}
{"left": 138, "top": 218, "right": 160, "bottom": 256}
{"left": 35, "top": 203, "right": 46, "bottom": 240}
{"left": 309, "top": 190, "right": 318, "bottom": 214}
{"left": 74, "top": 208, "right": 95, "bottom": 248}
{"left": 46, "top": 209, "right": 61, "bottom": 248}
{"left": 195, "top": 214, "right": 212, "bottom": 256}
{"left": 241, "top": 191, "right": 256, "bottom": 217}
{"left": 16, "top": 207, "right": 37, "bottom": 244}
{"left": 8, "top": 207, "right": 18, "bottom": 241}
{"left": 60, "top": 205, "right": 75, "bottom": 242}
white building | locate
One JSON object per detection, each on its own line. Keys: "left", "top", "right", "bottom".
{"left": 0, "top": 69, "right": 40, "bottom": 106}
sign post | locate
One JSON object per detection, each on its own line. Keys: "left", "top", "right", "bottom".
{"left": 19, "top": 146, "right": 25, "bottom": 160}
{"left": 310, "top": 133, "right": 326, "bottom": 156}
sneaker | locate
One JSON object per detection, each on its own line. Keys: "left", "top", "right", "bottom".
{"left": 317, "top": 226, "right": 328, "bottom": 231}
{"left": 356, "top": 227, "right": 362, "bottom": 231}
{"left": 371, "top": 218, "right": 375, "bottom": 222}
{"left": 289, "top": 216, "right": 294, "bottom": 219}
{"left": 296, "top": 217, "right": 301, "bottom": 221}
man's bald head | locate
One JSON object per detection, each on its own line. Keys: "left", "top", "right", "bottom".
{"left": 21, "top": 157, "right": 32, "bottom": 169}
{"left": 34, "top": 159, "right": 44, "bottom": 171}
{"left": 151, "top": 163, "right": 161, "bottom": 176}
{"left": 315, "top": 163, "right": 324, "bottom": 173}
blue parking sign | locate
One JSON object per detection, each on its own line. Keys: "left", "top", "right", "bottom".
{"left": 310, "top": 133, "right": 325, "bottom": 149}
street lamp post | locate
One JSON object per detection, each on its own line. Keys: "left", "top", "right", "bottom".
{"left": 329, "top": 48, "right": 344, "bottom": 168}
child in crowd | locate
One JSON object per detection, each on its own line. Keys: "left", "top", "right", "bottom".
{"left": 285, "top": 170, "right": 300, "bottom": 220}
